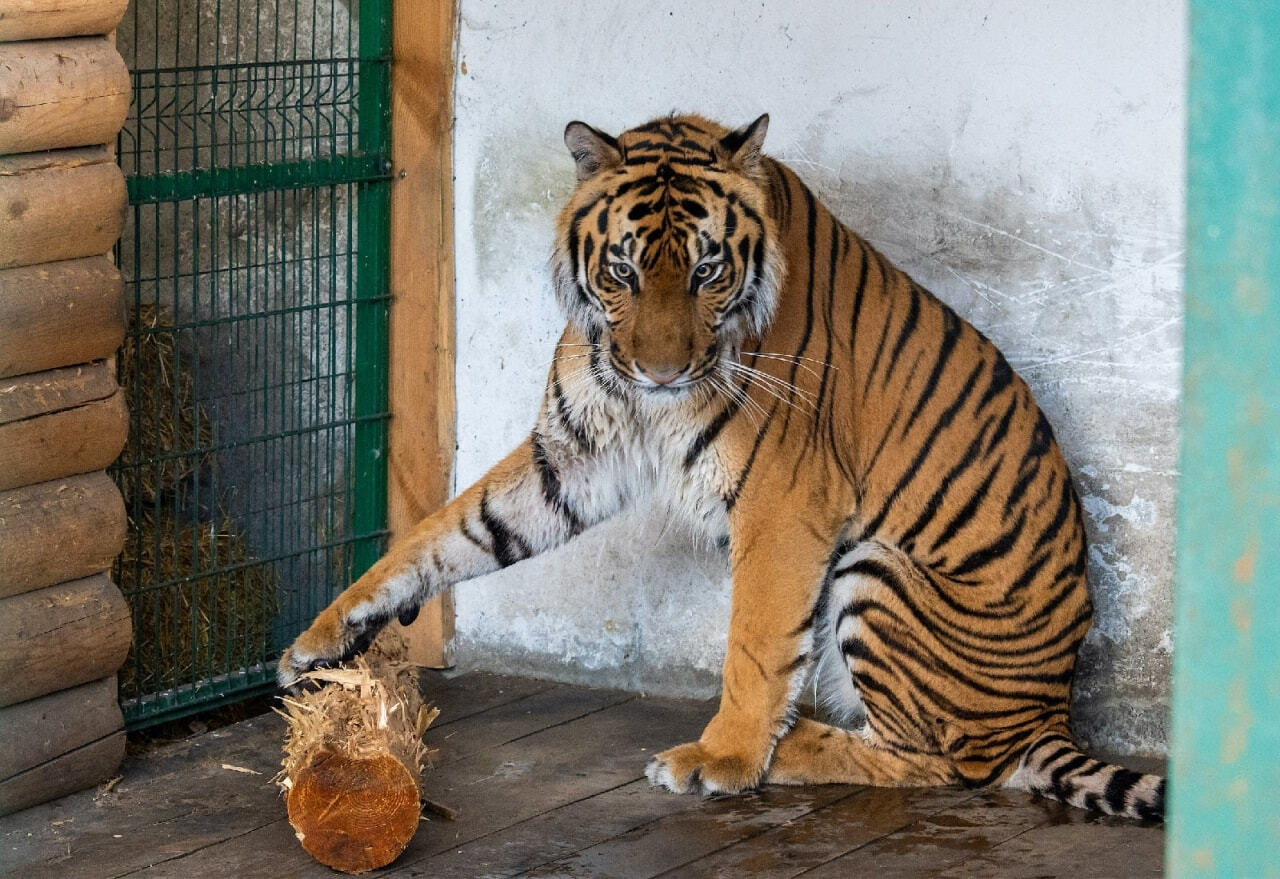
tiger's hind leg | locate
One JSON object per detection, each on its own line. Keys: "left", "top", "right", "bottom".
{"left": 767, "top": 717, "right": 955, "bottom": 786}
{"left": 765, "top": 540, "right": 956, "bottom": 788}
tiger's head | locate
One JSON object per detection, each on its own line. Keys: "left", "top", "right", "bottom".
{"left": 552, "top": 114, "right": 783, "bottom": 394}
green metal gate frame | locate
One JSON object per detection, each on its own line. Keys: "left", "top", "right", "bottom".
{"left": 115, "top": 0, "right": 392, "bottom": 728}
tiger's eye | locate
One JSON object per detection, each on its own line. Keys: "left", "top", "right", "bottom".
{"left": 693, "top": 263, "right": 721, "bottom": 282}
{"left": 610, "top": 263, "right": 635, "bottom": 282}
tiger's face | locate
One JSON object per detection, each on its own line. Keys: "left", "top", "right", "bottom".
{"left": 553, "top": 114, "right": 782, "bottom": 395}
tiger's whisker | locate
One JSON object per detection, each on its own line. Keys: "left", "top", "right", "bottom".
{"left": 743, "top": 352, "right": 830, "bottom": 381}
{"left": 723, "top": 365, "right": 815, "bottom": 416}
{"left": 749, "top": 351, "right": 839, "bottom": 369}
{"left": 710, "top": 375, "right": 763, "bottom": 430}
{"left": 724, "top": 361, "right": 819, "bottom": 411}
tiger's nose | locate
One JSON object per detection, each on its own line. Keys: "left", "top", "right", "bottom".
{"left": 637, "top": 363, "right": 686, "bottom": 385}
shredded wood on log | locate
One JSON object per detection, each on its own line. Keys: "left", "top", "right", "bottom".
{"left": 274, "top": 640, "right": 438, "bottom": 793}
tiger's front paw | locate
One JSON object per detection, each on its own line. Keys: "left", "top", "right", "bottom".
{"left": 276, "top": 606, "right": 395, "bottom": 690}
{"left": 645, "top": 741, "right": 765, "bottom": 796}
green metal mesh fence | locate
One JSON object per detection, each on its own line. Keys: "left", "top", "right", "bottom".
{"left": 112, "top": 0, "right": 391, "bottom": 728}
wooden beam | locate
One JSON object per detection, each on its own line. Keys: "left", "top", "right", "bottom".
{"left": 0, "top": 676, "right": 122, "bottom": 785}
{"left": 0, "top": 359, "right": 117, "bottom": 425}
{"left": 0, "top": 0, "right": 128, "bottom": 41}
{"left": 0, "top": 256, "right": 126, "bottom": 380}
{"left": 0, "top": 730, "right": 124, "bottom": 817}
{"left": 0, "top": 147, "right": 127, "bottom": 270}
{"left": 0, "top": 471, "right": 126, "bottom": 599}
{"left": 0, "top": 388, "right": 127, "bottom": 491}
{"left": 0, "top": 37, "right": 131, "bottom": 155}
{"left": 1171, "top": 2, "right": 1280, "bottom": 875}
{"left": 386, "top": 0, "right": 458, "bottom": 668}
{"left": 0, "top": 574, "right": 132, "bottom": 708}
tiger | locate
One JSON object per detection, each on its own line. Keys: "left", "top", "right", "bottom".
{"left": 279, "top": 112, "right": 1166, "bottom": 821}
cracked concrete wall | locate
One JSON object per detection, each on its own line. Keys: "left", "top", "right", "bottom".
{"left": 450, "top": 1, "right": 1184, "bottom": 755}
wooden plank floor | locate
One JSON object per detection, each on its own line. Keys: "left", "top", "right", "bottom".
{"left": 1, "top": 672, "right": 1164, "bottom": 878}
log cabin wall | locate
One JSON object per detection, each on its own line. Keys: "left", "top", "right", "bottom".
{"left": 0, "top": 0, "right": 133, "bottom": 816}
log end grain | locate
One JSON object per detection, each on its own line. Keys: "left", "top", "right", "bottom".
{"left": 286, "top": 750, "right": 421, "bottom": 874}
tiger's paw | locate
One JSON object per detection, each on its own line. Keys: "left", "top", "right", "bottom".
{"left": 645, "top": 741, "right": 764, "bottom": 796}
{"left": 276, "top": 605, "right": 401, "bottom": 690}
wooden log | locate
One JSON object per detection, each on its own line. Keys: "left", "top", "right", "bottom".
{"left": 0, "top": 676, "right": 122, "bottom": 784}
{"left": 0, "top": 38, "right": 131, "bottom": 155}
{"left": 0, "top": 731, "right": 124, "bottom": 817}
{"left": 0, "top": 359, "right": 117, "bottom": 424}
{"left": 0, "top": 389, "right": 127, "bottom": 491}
{"left": 0, "top": 147, "right": 126, "bottom": 270}
{"left": 0, "top": 0, "right": 129, "bottom": 42}
{"left": 0, "top": 574, "right": 132, "bottom": 708}
{"left": 0, "top": 472, "right": 126, "bottom": 599}
{"left": 0, "top": 256, "right": 126, "bottom": 379}
{"left": 288, "top": 751, "right": 420, "bottom": 874}
{"left": 280, "top": 642, "right": 440, "bottom": 874}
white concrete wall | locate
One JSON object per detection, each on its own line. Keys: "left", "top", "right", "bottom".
{"left": 450, "top": 1, "right": 1185, "bottom": 754}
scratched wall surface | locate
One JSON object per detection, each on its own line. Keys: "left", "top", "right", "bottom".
{"left": 448, "top": 2, "right": 1185, "bottom": 754}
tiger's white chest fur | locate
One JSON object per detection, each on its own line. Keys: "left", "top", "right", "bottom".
{"left": 551, "top": 373, "right": 735, "bottom": 546}
{"left": 619, "top": 399, "right": 733, "bottom": 545}
{"left": 645, "top": 407, "right": 734, "bottom": 544}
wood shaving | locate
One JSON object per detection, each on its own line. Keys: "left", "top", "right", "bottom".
{"left": 274, "top": 640, "right": 438, "bottom": 794}
{"left": 220, "top": 763, "right": 262, "bottom": 775}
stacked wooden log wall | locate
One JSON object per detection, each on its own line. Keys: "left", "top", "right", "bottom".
{"left": 0, "top": 0, "right": 133, "bottom": 816}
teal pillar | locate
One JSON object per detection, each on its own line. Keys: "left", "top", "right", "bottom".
{"left": 1171, "top": 1, "right": 1280, "bottom": 875}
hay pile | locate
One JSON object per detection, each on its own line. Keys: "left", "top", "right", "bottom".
{"left": 115, "top": 304, "right": 211, "bottom": 504}
{"left": 276, "top": 639, "right": 440, "bottom": 874}
{"left": 115, "top": 512, "right": 277, "bottom": 696}
{"left": 112, "top": 304, "right": 278, "bottom": 699}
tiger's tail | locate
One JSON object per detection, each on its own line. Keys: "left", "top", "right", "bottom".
{"left": 1005, "top": 729, "right": 1165, "bottom": 822}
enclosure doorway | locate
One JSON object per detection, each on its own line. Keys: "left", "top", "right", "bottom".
{"left": 111, "top": 0, "right": 455, "bottom": 728}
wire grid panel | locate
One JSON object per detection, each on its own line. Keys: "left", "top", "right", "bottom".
{"left": 119, "top": 2, "right": 359, "bottom": 175}
{"left": 113, "top": 0, "right": 391, "bottom": 727}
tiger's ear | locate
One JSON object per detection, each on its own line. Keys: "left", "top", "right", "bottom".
{"left": 719, "top": 114, "right": 770, "bottom": 173}
{"left": 564, "top": 121, "right": 623, "bottom": 181}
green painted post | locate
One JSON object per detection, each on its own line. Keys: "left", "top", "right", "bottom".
{"left": 1172, "top": 1, "right": 1280, "bottom": 875}
{"left": 351, "top": 0, "right": 394, "bottom": 582}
